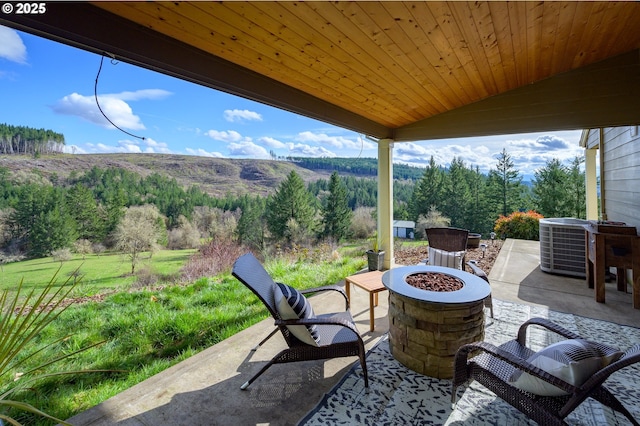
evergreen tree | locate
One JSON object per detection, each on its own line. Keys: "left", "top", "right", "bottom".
{"left": 66, "top": 183, "right": 102, "bottom": 241}
{"left": 8, "top": 184, "right": 50, "bottom": 251}
{"left": 266, "top": 171, "right": 317, "bottom": 243}
{"left": 321, "top": 172, "right": 352, "bottom": 241}
{"left": 487, "top": 148, "right": 524, "bottom": 216}
{"left": 237, "top": 196, "right": 267, "bottom": 251}
{"left": 466, "top": 166, "right": 492, "bottom": 233}
{"left": 532, "top": 158, "right": 569, "bottom": 217}
{"left": 441, "top": 157, "right": 471, "bottom": 228}
{"left": 30, "top": 203, "right": 77, "bottom": 258}
{"left": 410, "top": 156, "right": 444, "bottom": 220}
{"left": 20, "top": 188, "right": 77, "bottom": 257}
{"left": 103, "top": 188, "right": 127, "bottom": 241}
{"left": 566, "top": 156, "right": 586, "bottom": 219}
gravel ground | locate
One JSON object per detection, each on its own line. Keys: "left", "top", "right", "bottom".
{"left": 394, "top": 239, "right": 504, "bottom": 274}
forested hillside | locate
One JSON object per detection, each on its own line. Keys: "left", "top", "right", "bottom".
{"left": 0, "top": 149, "right": 586, "bottom": 261}
{"left": 0, "top": 123, "right": 65, "bottom": 155}
{"left": 0, "top": 154, "right": 327, "bottom": 198}
{"left": 291, "top": 157, "right": 424, "bottom": 180}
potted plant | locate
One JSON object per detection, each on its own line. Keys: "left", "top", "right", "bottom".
{"left": 366, "top": 234, "right": 386, "bottom": 271}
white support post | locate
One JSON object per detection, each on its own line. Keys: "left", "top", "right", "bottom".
{"left": 585, "top": 147, "right": 598, "bottom": 220}
{"left": 377, "top": 139, "right": 394, "bottom": 270}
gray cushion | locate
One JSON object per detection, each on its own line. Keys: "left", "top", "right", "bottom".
{"left": 275, "top": 283, "right": 320, "bottom": 346}
{"left": 427, "top": 246, "right": 464, "bottom": 269}
{"left": 509, "top": 338, "right": 623, "bottom": 396}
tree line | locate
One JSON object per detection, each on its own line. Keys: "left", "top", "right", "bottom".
{"left": 0, "top": 150, "right": 586, "bottom": 264}
{"left": 408, "top": 150, "right": 586, "bottom": 236}
{"left": 291, "top": 157, "right": 425, "bottom": 180}
{"left": 0, "top": 123, "right": 65, "bottom": 156}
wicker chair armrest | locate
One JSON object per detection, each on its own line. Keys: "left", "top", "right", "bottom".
{"left": 466, "top": 261, "right": 489, "bottom": 282}
{"left": 298, "top": 285, "right": 349, "bottom": 310}
{"left": 583, "top": 343, "right": 640, "bottom": 389}
{"left": 275, "top": 315, "right": 357, "bottom": 333}
{"left": 455, "top": 341, "right": 578, "bottom": 394}
{"left": 516, "top": 317, "right": 582, "bottom": 345}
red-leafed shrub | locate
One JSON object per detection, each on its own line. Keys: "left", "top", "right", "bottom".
{"left": 180, "top": 237, "right": 248, "bottom": 283}
{"left": 494, "top": 210, "right": 544, "bottom": 241}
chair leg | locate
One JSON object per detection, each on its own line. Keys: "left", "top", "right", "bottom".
{"left": 485, "top": 295, "right": 494, "bottom": 318}
{"left": 251, "top": 328, "right": 279, "bottom": 351}
{"left": 359, "top": 352, "right": 369, "bottom": 388}
{"left": 590, "top": 388, "right": 640, "bottom": 426}
{"left": 240, "top": 357, "right": 279, "bottom": 390}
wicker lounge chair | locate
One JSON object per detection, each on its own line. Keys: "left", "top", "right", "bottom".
{"left": 452, "top": 317, "right": 640, "bottom": 425}
{"left": 231, "top": 253, "right": 368, "bottom": 390}
{"left": 426, "top": 227, "right": 494, "bottom": 317}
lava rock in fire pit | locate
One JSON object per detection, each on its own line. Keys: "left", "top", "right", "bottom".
{"left": 405, "top": 272, "right": 463, "bottom": 292}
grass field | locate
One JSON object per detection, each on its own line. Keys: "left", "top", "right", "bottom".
{"left": 0, "top": 249, "right": 197, "bottom": 296}
{"left": 0, "top": 247, "right": 367, "bottom": 424}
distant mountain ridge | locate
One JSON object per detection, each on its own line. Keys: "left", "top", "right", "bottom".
{"left": 0, "top": 154, "right": 419, "bottom": 198}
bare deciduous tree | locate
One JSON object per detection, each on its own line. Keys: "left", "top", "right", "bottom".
{"left": 167, "top": 215, "right": 201, "bottom": 249}
{"left": 114, "top": 205, "right": 164, "bottom": 274}
{"left": 415, "top": 206, "right": 450, "bottom": 240}
{"left": 348, "top": 207, "right": 376, "bottom": 239}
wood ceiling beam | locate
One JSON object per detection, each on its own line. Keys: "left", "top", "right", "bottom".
{"left": 0, "top": 2, "right": 392, "bottom": 139}
{"left": 394, "top": 49, "right": 640, "bottom": 141}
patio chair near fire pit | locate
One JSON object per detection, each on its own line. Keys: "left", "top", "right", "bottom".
{"left": 231, "top": 253, "right": 368, "bottom": 390}
{"left": 452, "top": 317, "right": 640, "bottom": 425}
{"left": 425, "top": 227, "right": 494, "bottom": 318}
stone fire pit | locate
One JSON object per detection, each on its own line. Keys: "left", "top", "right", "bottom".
{"left": 382, "top": 265, "right": 491, "bottom": 379}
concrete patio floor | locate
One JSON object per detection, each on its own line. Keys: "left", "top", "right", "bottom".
{"left": 67, "top": 239, "right": 640, "bottom": 426}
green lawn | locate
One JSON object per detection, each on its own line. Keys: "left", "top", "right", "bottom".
{"left": 0, "top": 248, "right": 367, "bottom": 425}
{"left": 0, "top": 249, "right": 197, "bottom": 296}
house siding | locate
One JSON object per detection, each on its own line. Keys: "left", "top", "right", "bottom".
{"left": 587, "top": 126, "right": 640, "bottom": 230}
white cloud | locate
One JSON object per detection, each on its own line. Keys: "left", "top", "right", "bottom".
{"left": 394, "top": 132, "right": 583, "bottom": 179}
{"left": 287, "top": 143, "right": 337, "bottom": 158}
{"left": 111, "top": 89, "right": 172, "bottom": 101}
{"left": 76, "top": 137, "right": 172, "bottom": 154}
{"left": 51, "top": 90, "right": 170, "bottom": 131}
{"left": 224, "top": 109, "right": 262, "bottom": 122}
{"left": 62, "top": 144, "right": 87, "bottom": 154}
{"left": 228, "top": 141, "right": 269, "bottom": 158}
{"left": 258, "top": 136, "right": 287, "bottom": 149}
{"left": 140, "top": 137, "right": 172, "bottom": 154}
{"left": 52, "top": 93, "right": 144, "bottom": 130}
{"left": 84, "top": 142, "right": 141, "bottom": 153}
{"left": 394, "top": 142, "right": 492, "bottom": 171}
{"left": 205, "top": 129, "right": 244, "bottom": 142}
{"left": 185, "top": 147, "right": 225, "bottom": 158}
{"left": 295, "top": 131, "right": 374, "bottom": 150}
{"left": 0, "top": 27, "right": 27, "bottom": 64}
{"left": 509, "top": 135, "right": 572, "bottom": 151}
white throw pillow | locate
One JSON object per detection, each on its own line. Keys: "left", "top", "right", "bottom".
{"left": 274, "top": 283, "right": 320, "bottom": 347}
{"left": 427, "top": 247, "right": 465, "bottom": 270}
{"left": 508, "top": 338, "right": 623, "bottom": 396}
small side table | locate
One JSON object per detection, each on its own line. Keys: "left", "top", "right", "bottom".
{"left": 344, "top": 270, "right": 386, "bottom": 331}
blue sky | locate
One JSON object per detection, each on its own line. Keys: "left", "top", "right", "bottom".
{"left": 0, "top": 25, "right": 584, "bottom": 179}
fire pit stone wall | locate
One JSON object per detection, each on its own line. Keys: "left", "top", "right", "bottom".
{"left": 388, "top": 291, "right": 485, "bottom": 378}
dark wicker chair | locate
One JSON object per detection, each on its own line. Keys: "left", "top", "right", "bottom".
{"left": 426, "top": 227, "right": 470, "bottom": 256}
{"left": 452, "top": 317, "right": 640, "bottom": 425}
{"left": 231, "top": 253, "right": 368, "bottom": 390}
{"left": 426, "top": 227, "right": 493, "bottom": 317}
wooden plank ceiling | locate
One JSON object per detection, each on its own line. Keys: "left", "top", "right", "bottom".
{"left": 2, "top": 1, "right": 640, "bottom": 141}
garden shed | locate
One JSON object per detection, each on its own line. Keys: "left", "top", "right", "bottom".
{"left": 393, "top": 221, "right": 415, "bottom": 239}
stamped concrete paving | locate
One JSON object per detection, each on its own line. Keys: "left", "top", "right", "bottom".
{"left": 67, "top": 239, "right": 640, "bottom": 425}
